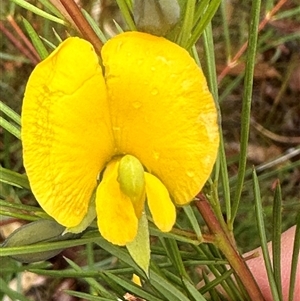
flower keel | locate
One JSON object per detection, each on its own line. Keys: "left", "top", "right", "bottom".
{"left": 96, "top": 160, "right": 138, "bottom": 245}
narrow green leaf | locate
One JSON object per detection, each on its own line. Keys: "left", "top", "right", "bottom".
{"left": 199, "top": 268, "right": 233, "bottom": 295}
{"left": 95, "top": 235, "right": 145, "bottom": 276}
{"left": 160, "top": 237, "right": 188, "bottom": 278}
{"left": 177, "top": 0, "right": 195, "bottom": 47}
{"left": 112, "top": 20, "right": 125, "bottom": 34}
{"left": 230, "top": 0, "right": 262, "bottom": 227}
{"left": 126, "top": 213, "right": 150, "bottom": 276}
{"left": 39, "top": 36, "right": 57, "bottom": 50}
{"left": 103, "top": 272, "right": 164, "bottom": 301}
{"left": 1, "top": 261, "right": 51, "bottom": 274}
{"left": 0, "top": 199, "right": 43, "bottom": 214}
{"left": 150, "top": 270, "right": 191, "bottom": 301}
{"left": 0, "top": 278, "right": 32, "bottom": 301}
{"left": 0, "top": 167, "right": 30, "bottom": 189}
{"left": 124, "top": 0, "right": 133, "bottom": 11}
{"left": 274, "top": 6, "right": 300, "bottom": 20}
{"left": 64, "top": 257, "right": 116, "bottom": 299}
{"left": 0, "top": 101, "right": 21, "bottom": 125}
{"left": 81, "top": 9, "right": 108, "bottom": 44}
{"left": 64, "top": 290, "right": 117, "bottom": 301}
{"left": 193, "top": 0, "right": 210, "bottom": 26}
{"left": 182, "top": 277, "right": 207, "bottom": 301}
{"left": 220, "top": 0, "right": 232, "bottom": 60}
{"left": 202, "top": 23, "right": 231, "bottom": 225}
{"left": 252, "top": 168, "right": 281, "bottom": 301}
{"left": 22, "top": 18, "right": 49, "bottom": 60}
{"left": 0, "top": 234, "right": 102, "bottom": 258}
{"left": 187, "top": 0, "right": 221, "bottom": 49}
{"left": 288, "top": 213, "right": 300, "bottom": 301}
{"left": 98, "top": 272, "right": 126, "bottom": 296}
{"left": 0, "top": 209, "right": 40, "bottom": 222}
{"left": 37, "top": 0, "right": 65, "bottom": 19}
{"left": 219, "top": 73, "right": 244, "bottom": 103}
{"left": 149, "top": 226, "right": 200, "bottom": 245}
{"left": 183, "top": 205, "right": 202, "bottom": 239}
{"left": 272, "top": 181, "right": 283, "bottom": 299}
{"left": 0, "top": 117, "right": 21, "bottom": 139}
{"left": 12, "top": 0, "right": 66, "bottom": 25}
{"left": 116, "top": 0, "right": 136, "bottom": 31}
{"left": 0, "top": 52, "right": 30, "bottom": 63}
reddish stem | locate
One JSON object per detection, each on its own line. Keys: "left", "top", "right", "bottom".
{"left": 218, "top": 0, "right": 288, "bottom": 83}
{"left": 0, "top": 21, "right": 39, "bottom": 65}
{"left": 7, "top": 15, "right": 40, "bottom": 63}
{"left": 195, "top": 194, "right": 265, "bottom": 301}
{"left": 59, "top": 0, "right": 103, "bottom": 54}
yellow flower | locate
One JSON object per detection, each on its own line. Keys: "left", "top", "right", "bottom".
{"left": 21, "top": 32, "right": 219, "bottom": 246}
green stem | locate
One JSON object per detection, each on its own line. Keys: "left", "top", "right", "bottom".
{"left": 195, "top": 196, "right": 265, "bottom": 301}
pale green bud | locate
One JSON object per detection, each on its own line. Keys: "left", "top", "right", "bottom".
{"left": 2, "top": 219, "right": 81, "bottom": 263}
{"left": 118, "top": 155, "right": 145, "bottom": 198}
{"left": 133, "top": 0, "right": 180, "bottom": 36}
{"left": 118, "top": 155, "right": 145, "bottom": 206}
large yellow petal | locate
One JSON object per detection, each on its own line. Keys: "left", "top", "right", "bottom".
{"left": 96, "top": 160, "right": 138, "bottom": 245}
{"left": 22, "top": 37, "right": 114, "bottom": 227}
{"left": 144, "top": 172, "right": 176, "bottom": 232}
{"left": 102, "top": 32, "right": 219, "bottom": 205}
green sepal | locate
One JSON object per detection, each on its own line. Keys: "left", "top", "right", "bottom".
{"left": 126, "top": 212, "right": 150, "bottom": 276}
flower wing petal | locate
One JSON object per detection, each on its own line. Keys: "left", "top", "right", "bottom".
{"left": 22, "top": 37, "right": 114, "bottom": 227}
{"left": 145, "top": 172, "right": 176, "bottom": 232}
{"left": 102, "top": 32, "right": 219, "bottom": 205}
{"left": 96, "top": 161, "right": 138, "bottom": 245}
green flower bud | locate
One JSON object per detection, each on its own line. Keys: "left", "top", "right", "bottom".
{"left": 133, "top": 0, "right": 180, "bottom": 36}
{"left": 2, "top": 219, "right": 81, "bottom": 263}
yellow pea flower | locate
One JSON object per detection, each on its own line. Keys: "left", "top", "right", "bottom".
{"left": 21, "top": 32, "right": 219, "bottom": 246}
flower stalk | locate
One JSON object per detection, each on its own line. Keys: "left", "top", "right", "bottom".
{"left": 195, "top": 194, "right": 265, "bottom": 301}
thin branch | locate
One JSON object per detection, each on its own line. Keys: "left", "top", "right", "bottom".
{"left": 251, "top": 119, "right": 300, "bottom": 144}
{"left": 195, "top": 194, "right": 265, "bottom": 301}
{"left": 59, "top": 0, "right": 103, "bottom": 54}
{"left": 218, "top": 0, "right": 288, "bottom": 83}
{"left": 0, "top": 21, "right": 39, "bottom": 65}
{"left": 7, "top": 15, "right": 40, "bottom": 63}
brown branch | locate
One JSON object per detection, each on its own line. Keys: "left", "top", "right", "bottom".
{"left": 218, "top": 0, "right": 288, "bottom": 84}
{"left": 251, "top": 119, "right": 300, "bottom": 144}
{"left": 195, "top": 194, "right": 265, "bottom": 301}
{"left": 0, "top": 21, "right": 39, "bottom": 65}
{"left": 7, "top": 15, "right": 40, "bottom": 63}
{"left": 59, "top": 0, "right": 103, "bottom": 54}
